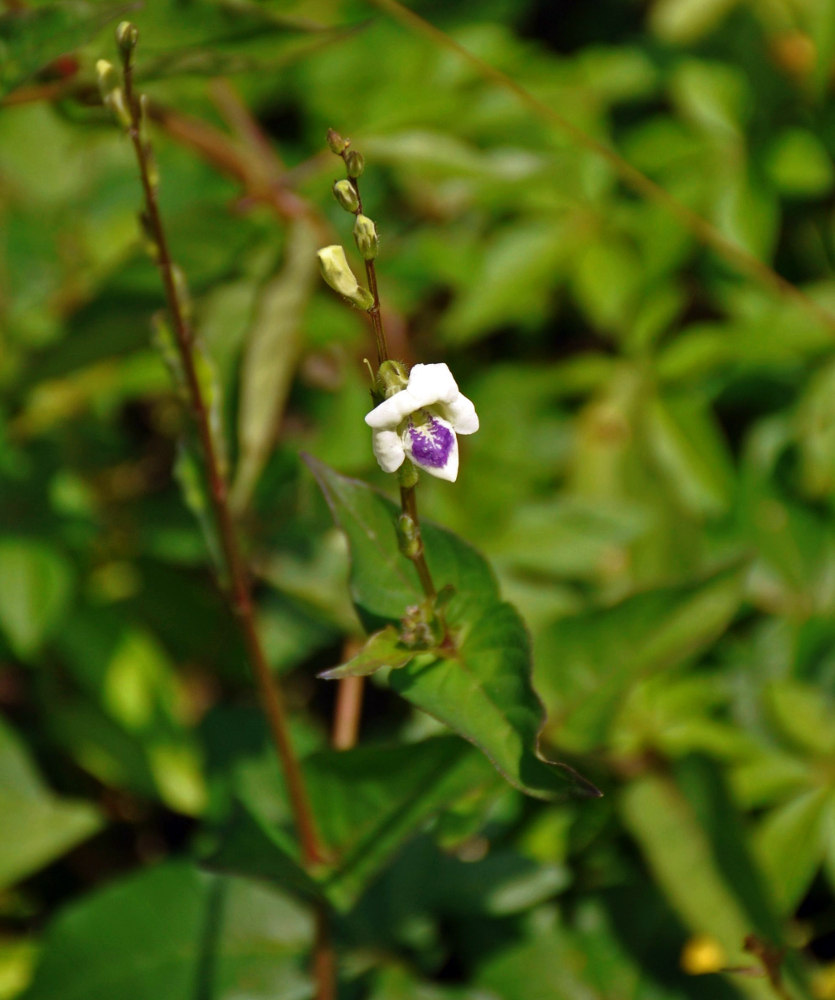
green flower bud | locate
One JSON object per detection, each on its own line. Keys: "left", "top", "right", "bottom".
{"left": 327, "top": 128, "right": 348, "bottom": 155}
{"left": 332, "top": 179, "right": 359, "bottom": 213}
{"left": 96, "top": 59, "right": 131, "bottom": 128}
{"left": 115, "top": 21, "right": 139, "bottom": 56}
{"left": 353, "top": 214, "right": 378, "bottom": 260}
{"left": 397, "top": 513, "right": 423, "bottom": 560}
{"left": 344, "top": 150, "right": 364, "bottom": 179}
{"left": 317, "top": 245, "right": 374, "bottom": 310}
{"left": 376, "top": 359, "right": 409, "bottom": 397}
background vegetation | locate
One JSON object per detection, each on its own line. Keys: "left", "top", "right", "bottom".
{"left": 2, "top": 0, "right": 835, "bottom": 997}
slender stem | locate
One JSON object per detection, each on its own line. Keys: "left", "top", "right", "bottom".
{"left": 343, "top": 168, "right": 389, "bottom": 365}
{"left": 312, "top": 908, "right": 337, "bottom": 1000}
{"left": 345, "top": 164, "right": 437, "bottom": 598}
{"left": 400, "top": 484, "right": 436, "bottom": 598}
{"left": 332, "top": 673, "right": 365, "bottom": 749}
{"left": 120, "top": 49, "right": 324, "bottom": 867}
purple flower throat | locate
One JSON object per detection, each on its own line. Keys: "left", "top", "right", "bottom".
{"left": 407, "top": 412, "right": 454, "bottom": 469}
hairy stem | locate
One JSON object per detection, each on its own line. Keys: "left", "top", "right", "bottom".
{"left": 119, "top": 46, "right": 324, "bottom": 868}
{"left": 400, "top": 484, "right": 436, "bottom": 599}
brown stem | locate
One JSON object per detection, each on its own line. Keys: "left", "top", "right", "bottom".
{"left": 312, "top": 908, "right": 337, "bottom": 1000}
{"left": 332, "top": 673, "right": 364, "bottom": 750}
{"left": 119, "top": 49, "right": 324, "bottom": 867}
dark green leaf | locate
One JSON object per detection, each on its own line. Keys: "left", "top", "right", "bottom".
{"left": 304, "top": 455, "right": 497, "bottom": 629}
{"left": 20, "top": 861, "right": 313, "bottom": 1000}
{"left": 209, "top": 737, "right": 497, "bottom": 911}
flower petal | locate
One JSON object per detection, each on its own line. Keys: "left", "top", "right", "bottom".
{"left": 404, "top": 363, "right": 460, "bottom": 406}
{"left": 443, "top": 393, "right": 479, "bottom": 435}
{"left": 371, "top": 427, "right": 406, "bottom": 473}
{"left": 403, "top": 412, "right": 459, "bottom": 482}
{"left": 365, "top": 389, "right": 416, "bottom": 429}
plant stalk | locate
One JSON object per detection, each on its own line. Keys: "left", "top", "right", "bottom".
{"left": 120, "top": 46, "right": 324, "bottom": 868}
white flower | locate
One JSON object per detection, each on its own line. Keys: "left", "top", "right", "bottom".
{"left": 365, "top": 363, "right": 479, "bottom": 482}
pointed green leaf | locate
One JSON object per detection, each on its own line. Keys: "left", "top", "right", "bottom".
{"left": 304, "top": 455, "right": 497, "bottom": 629}
{"left": 232, "top": 219, "right": 318, "bottom": 512}
{"left": 388, "top": 597, "right": 599, "bottom": 800}
{"left": 621, "top": 774, "right": 777, "bottom": 999}
{"left": 754, "top": 787, "right": 830, "bottom": 913}
{"left": 306, "top": 459, "right": 596, "bottom": 799}
{"left": 0, "top": 718, "right": 102, "bottom": 890}
{"left": 318, "top": 625, "right": 415, "bottom": 679}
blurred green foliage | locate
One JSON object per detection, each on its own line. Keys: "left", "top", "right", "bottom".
{"left": 2, "top": 0, "right": 835, "bottom": 997}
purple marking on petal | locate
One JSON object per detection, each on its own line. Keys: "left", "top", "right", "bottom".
{"left": 407, "top": 414, "right": 454, "bottom": 469}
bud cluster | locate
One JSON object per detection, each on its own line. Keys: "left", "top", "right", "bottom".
{"left": 317, "top": 129, "right": 382, "bottom": 312}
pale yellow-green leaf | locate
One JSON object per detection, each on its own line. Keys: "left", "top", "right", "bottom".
{"left": 232, "top": 218, "right": 319, "bottom": 510}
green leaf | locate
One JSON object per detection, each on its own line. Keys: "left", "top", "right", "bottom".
{"left": 0, "top": 718, "right": 102, "bottom": 890}
{"left": 621, "top": 773, "right": 777, "bottom": 999}
{"left": 307, "top": 459, "right": 596, "bottom": 799}
{"left": 645, "top": 391, "right": 735, "bottom": 517}
{"left": 754, "top": 787, "right": 830, "bottom": 913}
{"left": 766, "top": 129, "right": 835, "bottom": 198}
{"left": 231, "top": 219, "right": 318, "bottom": 512}
{"left": 388, "top": 597, "right": 599, "bottom": 799}
{"left": 20, "top": 861, "right": 314, "bottom": 1000}
{"left": 208, "top": 799, "right": 326, "bottom": 905}
{"left": 304, "top": 456, "right": 497, "bottom": 629}
{"left": 318, "top": 625, "right": 415, "bottom": 679}
{"left": 537, "top": 567, "right": 744, "bottom": 752}
{"left": 0, "top": 538, "right": 73, "bottom": 660}
{"left": 209, "top": 737, "right": 497, "bottom": 910}
{"left": 764, "top": 680, "right": 835, "bottom": 757}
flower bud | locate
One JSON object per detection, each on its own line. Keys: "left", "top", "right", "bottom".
{"left": 116, "top": 21, "right": 139, "bottom": 56}
{"left": 327, "top": 128, "right": 348, "bottom": 154}
{"left": 344, "top": 150, "right": 364, "bottom": 178}
{"left": 397, "top": 514, "right": 423, "bottom": 560}
{"left": 317, "top": 245, "right": 374, "bottom": 310}
{"left": 376, "top": 359, "right": 409, "bottom": 397}
{"left": 353, "top": 214, "right": 378, "bottom": 260}
{"left": 332, "top": 179, "right": 359, "bottom": 213}
{"left": 96, "top": 59, "right": 131, "bottom": 128}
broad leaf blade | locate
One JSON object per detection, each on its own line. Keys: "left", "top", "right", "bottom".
{"left": 20, "top": 861, "right": 313, "bottom": 1000}
{"left": 208, "top": 737, "right": 496, "bottom": 911}
{"left": 307, "top": 459, "right": 597, "bottom": 799}
{"left": 389, "top": 597, "right": 600, "bottom": 800}
{"left": 305, "top": 455, "right": 497, "bottom": 628}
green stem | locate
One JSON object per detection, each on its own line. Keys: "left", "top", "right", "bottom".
{"left": 400, "top": 483, "right": 436, "bottom": 598}
{"left": 341, "top": 152, "right": 438, "bottom": 598}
